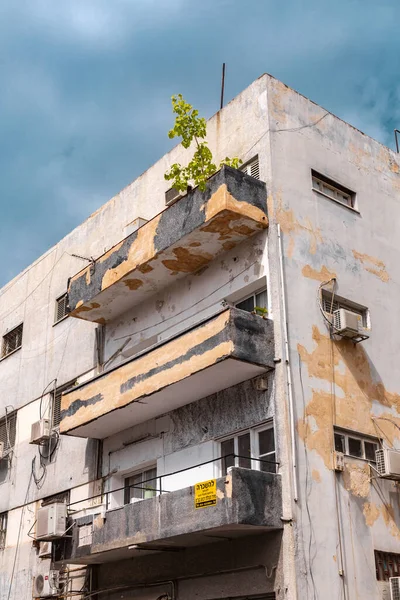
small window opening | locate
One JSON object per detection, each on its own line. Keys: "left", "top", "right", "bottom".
{"left": 375, "top": 550, "right": 400, "bottom": 581}
{"left": 52, "top": 381, "right": 75, "bottom": 428}
{"left": 0, "top": 512, "right": 7, "bottom": 550}
{"left": 321, "top": 290, "right": 368, "bottom": 328}
{"left": 312, "top": 170, "right": 355, "bottom": 209}
{"left": 240, "top": 156, "right": 260, "bottom": 180}
{"left": 0, "top": 412, "right": 17, "bottom": 452}
{"left": 54, "top": 294, "right": 69, "bottom": 324}
{"left": 1, "top": 324, "right": 23, "bottom": 358}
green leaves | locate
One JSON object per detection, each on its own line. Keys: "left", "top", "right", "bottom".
{"left": 164, "top": 94, "right": 242, "bottom": 193}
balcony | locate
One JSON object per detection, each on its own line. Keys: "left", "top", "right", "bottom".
{"left": 60, "top": 307, "right": 274, "bottom": 438}
{"left": 68, "top": 166, "right": 268, "bottom": 324}
{"left": 56, "top": 467, "right": 282, "bottom": 565}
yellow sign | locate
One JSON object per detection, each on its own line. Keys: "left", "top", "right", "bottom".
{"left": 194, "top": 479, "right": 217, "bottom": 509}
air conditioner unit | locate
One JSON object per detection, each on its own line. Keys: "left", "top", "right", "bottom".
{"left": 0, "top": 441, "right": 4, "bottom": 460}
{"left": 375, "top": 448, "right": 400, "bottom": 480}
{"left": 333, "top": 308, "right": 369, "bottom": 341}
{"left": 165, "top": 187, "right": 183, "bottom": 207}
{"left": 33, "top": 571, "right": 59, "bottom": 598}
{"left": 333, "top": 451, "right": 345, "bottom": 472}
{"left": 38, "top": 541, "right": 52, "bottom": 558}
{"left": 35, "top": 502, "right": 67, "bottom": 541}
{"left": 378, "top": 580, "right": 390, "bottom": 600}
{"left": 390, "top": 577, "right": 400, "bottom": 600}
{"left": 30, "top": 419, "right": 51, "bottom": 445}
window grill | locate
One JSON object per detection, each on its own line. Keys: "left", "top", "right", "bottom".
{"left": 0, "top": 412, "right": 17, "bottom": 451}
{"left": 375, "top": 550, "right": 400, "bottom": 581}
{"left": 52, "top": 381, "right": 75, "bottom": 428}
{"left": 55, "top": 294, "right": 69, "bottom": 324}
{"left": 0, "top": 512, "right": 7, "bottom": 550}
{"left": 311, "top": 170, "right": 355, "bottom": 208}
{"left": 240, "top": 156, "right": 260, "bottom": 180}
{"left": 1, "top": 324, "right": 23, "bottom": 358}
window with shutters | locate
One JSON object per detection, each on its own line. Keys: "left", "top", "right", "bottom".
{"left": 321, "top": 291, "right": 368, "bottom": 328}
{"left": 240, "top": 156, "right": 260, "bottom": 180}
{"left": 54, "top": 293, "right": 69, "bottom": 324}
{"left": 311, "top": 170, "right": 355, "bottom": 209}
{"left": 0, "top": 411, "right": 17, "bottom": 452}
{"left": 0, "top": 512, "right": 7, "bottom": 550}
{"left": 1, "top": 324, "right": 23, "bottom": 359}
{"left": 375, "top": 550, "right": 400, "bottom": 581}
{"left": 52, "top": 381, "right": 75, "bottom": 428}
{"left": 220, "top": 424, "right": 276, "bottom": 474}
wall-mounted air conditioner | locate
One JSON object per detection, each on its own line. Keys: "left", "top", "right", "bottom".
{"left": 375, "top": 449, "right": 400, "bottom": 481}
{"left": 333, "top": 308, "right": 369, "bottom": 341}
{"left": 32, "top": 571, "right": 59, "bottom": 598}
{"left": 165, "top": 187, "right": 183, "bottom": 207}
{"left": 390, "top": 577, "right": 400, "bottom": 600}
{"left": 38, "top": 541, "right": 52, "bottom": 559}
{"left": 333, "top": 451, "right": 345, "bottom": 472}
{"left": 35, "top": 502, "right": 67, "bottom": 541}
{"left": 30, "top": 419, "right": 51, "bottom": 445}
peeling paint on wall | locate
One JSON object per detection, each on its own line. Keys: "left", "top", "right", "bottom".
{"left": 301, "top": 265, "right": 337, "bottom": 282}
{"left": 352, "top": 250, "right": 390, "bottom": 283}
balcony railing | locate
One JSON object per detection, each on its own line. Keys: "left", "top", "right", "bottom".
{"left": 67, "top": 166, "right": 268, "bottom": 324}
{"left": 60, "top": 307, "right": 274, "bottom": 439}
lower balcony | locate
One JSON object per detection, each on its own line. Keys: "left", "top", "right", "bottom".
{"left": 60, "top": 308, "right": 275, "bottom": 439}
{"left": 56, "top": 467, "right": 282, "bottom": 565}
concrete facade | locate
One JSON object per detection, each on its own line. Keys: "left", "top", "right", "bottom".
{"left": 0, "top": 73, "right": 399, "bottom": 600}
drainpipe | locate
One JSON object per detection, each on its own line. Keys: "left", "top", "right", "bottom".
{"left": 277, "top": 224, "right": 298, "bottom": 502}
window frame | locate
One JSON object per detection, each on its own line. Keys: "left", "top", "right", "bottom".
{"left": 321, "top": 291, "right": 369, "bottom": 329}
{"left": 218, "top": 423, "right": 276, "bottom": 475}
{"left": 240, "top": 155, "right": 260, "bottom": 180}
{"left": 0, "top": 411, "right": 17, "bottom": 453}
{"left": 1, "top": 323, "right": 23, "bottom": 360}
{"left": 235, "top": 288, "right": 268, "bottom": 314}
{"left": 0, "top": 512, "right": 7, "bottom": 550}
{"left": 311, "top": 170, "right": 356, "bottom": 210}
{"left": 375, "top": 550, "right": 400, "bottom": 581}
{"left": 51, "top": 380, "right": 76, "bottom": 429}
{"left": 124, "top": 465, "right": 158, "bottom": 505}
{"left": 334, "top": 429, "right": 380, "bottom": 463}
{"left": 54, "top": 293, "right": 69, "bottom": 325}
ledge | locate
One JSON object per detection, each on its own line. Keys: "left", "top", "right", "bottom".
{"left": 68, "top": 166, "right": 268, "bottom": 324}
{"left": 55, "top": 468, "right": 282, "bottom": 565}
{"left": 60, "top": 308, "right": 274, "bottom": 439}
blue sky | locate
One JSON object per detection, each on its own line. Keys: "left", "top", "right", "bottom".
{"left": 1, "top": 0, "right": 399, "bottom": 286}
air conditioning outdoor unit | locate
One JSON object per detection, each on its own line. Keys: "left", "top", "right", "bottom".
{"left": 35, "top": 502, "right": 67, "bottom": 541}
{"left": 333, "top": 308, "right": 369, "bottom": 341}
{"left": 375, "top": 449, "right": 400, "bottom": 480}
{"left": 378, "top": 580, "right": 390, "bottom": 600}
{"left": 390, "top": 577, "right": 400, "bottom": 600}
{"left": 38, "top": 541, "right": 52, "bottom": 559}
{"left": 333, "top": 451, "right": 345, "bottom": 472}
{"left": 0, "top": 441, "right": 4, "bottom": 460}
{"left": 30, "top": 419, "right": 51, "bottom": 445}
{"left": 165, "top": 187, "right": 183, "bottom": 207}
{"left": 33, "top": 571, "right": 59, "bottom": 598}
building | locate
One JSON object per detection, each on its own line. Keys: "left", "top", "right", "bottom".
{"left": 0, "top": 73, "right": 399, "bottom": 600}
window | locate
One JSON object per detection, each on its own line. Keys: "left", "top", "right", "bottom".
{"left": 41, "top": 490, "right": 69, "bottom": 507}
{"left": 375, "top": 550, "right": 400, "bottom": 581}
{"left": 1, "top": 324, "right": 23, "bottom": 359}
{"left": 334, "top": 429, "right": 379, "bottom": 462}
{"left": 240, "top": 156, "right": 260, "bottom": 180}
{"left": 54, "top": 293, "right": 69, "bottom": 324}
{"left": 0, "top": 512, "right": 7, "bottom": 550}
{"left": 235, "top": 289, "right": 268, "bottom": 314}
{"left": 52, "top": 381, "right": 75, "bottom": 428}
{"left": 312, "top": 171, "right": 355, "bottom": 209}
{"left": 124, "top": 467, "right": 158, "bottom": 504}
{"left": 0, "top": 411, "right": 17, "bottom": 453}
{"left": 220, "top": 425, "right": 276, "bottom": 474}
{"left": 321, "top": 291, "right": 368, "bottom": 328}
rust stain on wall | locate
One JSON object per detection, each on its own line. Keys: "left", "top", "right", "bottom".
{"left": 189, "top": 242, "right": 201, "bottom": 247}
{"left": 124, "top": 279, "right": 143, "bottom": 290}
{"left": 302, "top": 265, "right": 336, "bottom": 282}
{"left": 162, "top": 247, "right": 214, "bottom": 273}
{"left": 352, "top": 250, "right": 390, "bottom": 283}
{"left": 297, "top": 326, "right": 400, "bottom": 468}
{"left": 137, "top": 263, "right": 154, "bottom": 274}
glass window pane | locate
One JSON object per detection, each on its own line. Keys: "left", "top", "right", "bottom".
{"left": 238, "top": 433, "right": 251, "bottom": 468}
{"left": 259, "top": 429, "right": 275, "bottom": 455}
{"left": 236, "top": 296, "right": 255, "bottom": 313}
{"left": 143, "top": 468, "right": 157, "bottom": 499}
{"left": 221, "top": 438, "right": 235, "bottom": 472}
{"left": 260, "top": 452, "right": 276, "bottom": 473}
{"left": 255, "top": 290, "right": 268, "bottom": 310}
{"left": 348, "top": 437, "right": 362, "bottom": 458}
{"left": 365, "top": 442, "right": 377, "bottom": 462}
{"left": 334, "top": 433, "right": 345, "bottom": 453}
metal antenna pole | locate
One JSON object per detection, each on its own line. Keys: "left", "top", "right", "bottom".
{"left": 220, "top": 63, "right": 226, "bottom": 110}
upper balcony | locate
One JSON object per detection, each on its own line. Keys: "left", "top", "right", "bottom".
{"left": 68, "top": 166, "right": 268, "bottom": 324}
{"left": 55, "top": 467, "right": 282, "bottom": 565}
{"left": 60, "top": 307, "right": 274, "bottom": 439}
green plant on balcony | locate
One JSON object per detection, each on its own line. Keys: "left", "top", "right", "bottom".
{"left": 164, "top": 94, "right": 242, "bottom": 192}
{"left": 252, "top": 306, "right": 268, "bottom": 318}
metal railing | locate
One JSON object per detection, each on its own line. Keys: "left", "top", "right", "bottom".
{"left": 67, "top": 453, "right": 279, "bottom": 512}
